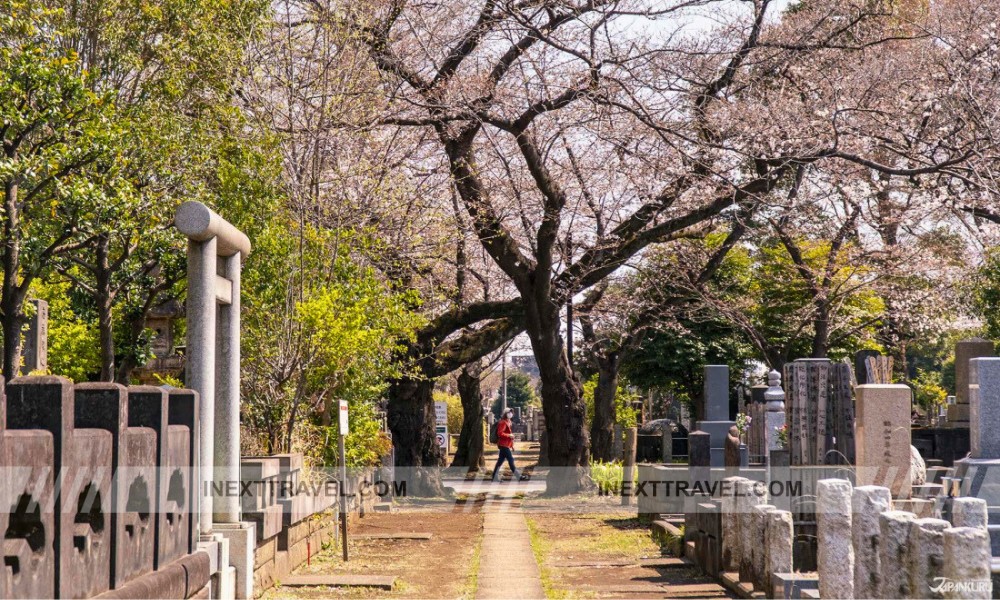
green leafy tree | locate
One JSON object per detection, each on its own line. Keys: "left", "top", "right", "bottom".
{"left": 746, "top": 236, "right": 886, "bottom": 366}
{"left": 0, "top": 3, "right": 118, "bottom": 378}
{"left": 910, "top": 368, "right": 947, "bottom": 414}
{"left": 28, "top": 277, "right": 101, "bottom": 381}
{"left": 491, "top": 371, "right": 538, "bottom": 419}
{"left": 974, "top": 248, "right": 1000, "bottom": 341}
{"left": 623, "top": 316, "right": 757, "bottom": 421}
{"left": 652, "top": 231, "right": 887, "bottom": 373}
{"left": 240, "top": 219, "right": 425, "bottom": 466}
{"left": 582, "top": 375, "right": 639, "bottom": 429}
{"left": 43, "top": 0, "right": 271, "bottom": 382}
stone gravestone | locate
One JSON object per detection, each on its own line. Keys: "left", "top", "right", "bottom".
{"left": 695, "top": 365, "right": 735, "bottom": 467}
{"left": 855, "top": 384, "right": 913, "bottom": 498}
{"left": 855, "top": 349, "right": 880, "bottom": 385}
{"left": 689, "top": 431, "right": 711, "bottom": 468}
{"left": 970, "top": 358, "right": 1000, "bottom": 459}
{"left": 748, "top": 384, "right": 767, "bottom": 463}
{"left": 783, "top": 358, "right": 854, "bottom": 465}
{"left": 958, "top": 357, "right": 1000, "bottom": 555}
{"left": 21, "top": 298, "right": 48, "bottom": 374}
{"left": 950, "top": 338, "right": 994, "bottom": 428}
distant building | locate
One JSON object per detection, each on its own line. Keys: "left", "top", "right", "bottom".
{"left": 510, "top": 353, "right": 539, "bottom": 381}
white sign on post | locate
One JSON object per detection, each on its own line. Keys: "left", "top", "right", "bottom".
{"left": 435, "top": 425, "right": 448, "bottom": 453}
{"left": 434, "top": 401, "right": 447, "bottom": 425}
{"left": 339, "top": 400, "right": 349, "bottom": 435}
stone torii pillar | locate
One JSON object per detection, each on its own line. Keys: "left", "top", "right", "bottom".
{"left": 175, "top": 201, "right": 250, "bottom": 533}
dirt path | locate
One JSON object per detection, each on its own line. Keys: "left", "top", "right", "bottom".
{"left": 262, "top": 504, "right": 483, "bottom": 599}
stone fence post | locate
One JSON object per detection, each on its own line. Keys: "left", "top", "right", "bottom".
{"left": 622, "top": 428, "right": 637, "bottom": 506}
{"left": 817, "top": 479, "right": 853, "bottom": 599}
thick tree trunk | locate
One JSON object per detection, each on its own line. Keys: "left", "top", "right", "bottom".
{"left": 1, "top": 306, "right": 24, "bottom": 380}
{"left": 525, "top": 299, "right": 590, "bottom": 495}
{"left": 590, "top": 352, "right": 620, "bottom": 462}
{"left": 95, "top": 236, "right": 116, "bottom": 381}
{"left": 452, "top": 360, "right": 485, "bottom": 470}
{"left": 97, "top": 296, "right": 114, "bottom": 381}
{"left": 387, "top": 374, "right": 444, "bottom": 496}
{"left": 115, "top": 312, "right": 146, "bottom": 384}
{"left": 811, "top": 302, "right": 831, "bottom": 358}
{"left": 2, "top": 181, "right": 23, "bottom": 380}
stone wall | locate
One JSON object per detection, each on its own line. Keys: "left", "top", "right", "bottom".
{"left": 252, "top": 511, "right": 338, "bottom": 597}
{"left": 1, "top": 376, "right": 208, "bottom": 599}
{"left": 680, "top": 475, "right": 994, "bottom": 599}
{"left": 0, "top": 375, "right": 369, "bottom": 600}
{"left": 241, "top": 459, "right": 382, "bottom": 598}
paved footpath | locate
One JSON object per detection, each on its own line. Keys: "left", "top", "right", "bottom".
{"left": 476, "top": 507, "right": 545, "bottom": 600}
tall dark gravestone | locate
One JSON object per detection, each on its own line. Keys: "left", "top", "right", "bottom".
{"left": 854, "top": 349, "right": 880, "bottom": 385}
{"left": 950, "top": 338, "right": 994, "bottom": 428}
{"left": 694, "top": 365, "right": 735, "bottom": 467}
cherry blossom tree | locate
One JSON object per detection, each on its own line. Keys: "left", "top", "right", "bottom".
{"left": 317, "top": 0, "right": 1000, "bottom": 492}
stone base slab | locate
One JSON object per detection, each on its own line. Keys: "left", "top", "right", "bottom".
{"left": 214, "top": 522, "right": 256, "bottom": 600}
{"left": 696, "top": 421, "right": 736, "bottom": 467}
{"left": 772, "top": 572, "right": 819, "bottom": 599}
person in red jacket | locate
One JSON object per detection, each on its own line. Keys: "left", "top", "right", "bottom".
{"left": 491, "top": 409, "right": 521, "bottom": 482}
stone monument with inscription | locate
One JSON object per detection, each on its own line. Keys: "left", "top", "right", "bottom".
{"left": 783, "top": 358, "right": 854, "bottom": 465}
{"left": 21, "top": 298, "right": 48, "bottom": 374}
{"left": 855, "top": 384, "right": 912, "bottom": 498}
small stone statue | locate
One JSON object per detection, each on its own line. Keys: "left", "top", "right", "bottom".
{"left": 724, "top": 425, "right": 741, "bottom": 467}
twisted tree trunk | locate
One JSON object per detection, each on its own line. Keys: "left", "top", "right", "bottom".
{"left": 590, "top": 352, "right": 620, "bottom": 462}
{"left": 452, "top": 360, "right": 486, "bottom": 470}
{"left": 525, "top": 297, "right": 590, "bottom": 495}
{"left": 387, "top": 374, "right": 444, "bottom": 496}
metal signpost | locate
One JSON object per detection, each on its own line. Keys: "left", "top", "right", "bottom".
{"left": 339, "top": 400, "right": 349, "bottom": 561}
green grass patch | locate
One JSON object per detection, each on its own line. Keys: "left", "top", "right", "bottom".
{"left": 572, "top": 516, "right": 662, "bottom": 558}
{"left": 461, "top": 521, "right": 484, "bottom": 599}
{"left": 589, "top": 461, "right": 637, "bottom": 493}
{"left": 526, "top": 517, "right": 575, "bottom": 599}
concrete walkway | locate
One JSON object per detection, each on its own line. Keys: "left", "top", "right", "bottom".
{"left": 476, "top": 509, "right": 545, "bottom": 599}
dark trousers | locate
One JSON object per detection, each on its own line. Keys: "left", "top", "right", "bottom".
{"left": 492, "top": 446, "right": 518, "bottom": 481}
